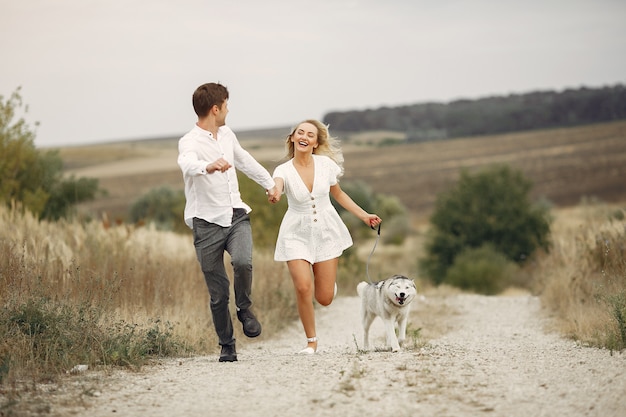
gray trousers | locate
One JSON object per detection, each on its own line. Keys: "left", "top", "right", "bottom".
{"left": 192, "top": 209, "right": 253, "bottom": 346}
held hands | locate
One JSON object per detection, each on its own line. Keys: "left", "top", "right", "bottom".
{"left": 207, "top": 158, "right": 232, "bottom": 174}
{"left": 266, "top": 186, "right": 280, "bottom": 204}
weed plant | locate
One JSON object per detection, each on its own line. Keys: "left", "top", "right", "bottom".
{"left": 533, "top": 202, "right": 626, "bottom": 351}
{"left": 444, "top": 244, "right": 519, "bottom": 295}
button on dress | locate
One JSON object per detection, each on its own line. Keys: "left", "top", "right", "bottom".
{"left": 273, "top": 155, "right": 353, "bottom": 264}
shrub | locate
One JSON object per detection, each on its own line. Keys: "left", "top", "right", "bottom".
{"left": 334, "top": 181, "right": 410, "bottom": 244}
{"left": 375, "top": 194, "right": 410, "bottom": 245}
{"left": 129, "top": 186, "right": 187, "bottom": 232}
{"left": 42, "top": 175, "right": 100, "bottom": 220}
{"left": 237, "top": 171, "right": 287, "bottom": 250}
{"left": 0, "top": 297, "right": 187, "bottom": 381}
{"left": 420, "top": 164, "right": 551, "bottom": 285}
{"left": 444, "top": 244, "right": 518, "bottom": 294}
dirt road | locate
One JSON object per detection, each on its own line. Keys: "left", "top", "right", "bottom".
{"left": 50, "top": 292, "right": 625, "bottom": 417}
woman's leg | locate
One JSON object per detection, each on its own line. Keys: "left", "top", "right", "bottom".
{"left": 312, "top": 257, "right": 339, "bottom": 306}
{"left": 287, "top": 259, "right": 317, "bottom": 351}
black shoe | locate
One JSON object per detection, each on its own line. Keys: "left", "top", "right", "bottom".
{"left": 237, "top": 308, "right": 262, "bottom": 338}
{"left": 219, "top": 344, "right": 237, "bottom": 362}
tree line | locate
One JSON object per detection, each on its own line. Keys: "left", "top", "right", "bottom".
{"left": 323, "top": 84, "right": 626, "bottom": 141}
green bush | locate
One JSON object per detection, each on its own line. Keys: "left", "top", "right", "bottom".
{"left": 42, "top": 175, "right": 100, "bottom": 220}
{"left": 238, "top": 170, "right": 287, "bottom": 250}
{"left": 375, "top": 194, "right": 410, "bottom": 244}
{"left": 336, "top": 181, "right": 375, "bottom": 214}
{"left": 420, "top": 164, "right": 551, "bottom": 285}
{"left": 129, "top": 186, "right": 187, "bottom": 232}
{"left": 444, "top": 244, "right": 518, "bottom": 294}
{"left": 0, "top": 87, "right": 99, "bottom": 220}
{"left": 0, "top": 297, "right": 187, "bottom": 380}
{"left": 334, "top": 181, "right": 410, "bottom": 244}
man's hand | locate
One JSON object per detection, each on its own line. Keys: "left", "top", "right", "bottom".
{"left": 207, "top": 158, "right": 232, "bottom": 173}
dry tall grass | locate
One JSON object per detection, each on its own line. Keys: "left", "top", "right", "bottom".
{"left": 0, "top": 203, "right": 298, "bottom": 383}
{"left": 532, "top": 201, "right": 626, "bottom": 351}
{"left": 2, "top": 198, "right": 624, "bottom": 386}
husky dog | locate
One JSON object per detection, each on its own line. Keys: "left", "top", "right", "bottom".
{"left": 356, "top": 275, "right": 417, "bottom": 352}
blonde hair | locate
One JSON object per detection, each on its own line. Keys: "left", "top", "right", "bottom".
{"left": 285, "top": 119, "right": 344, "bottom": 176}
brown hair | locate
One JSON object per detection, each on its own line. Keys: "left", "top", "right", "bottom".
{"left": 285, "top": 119, "right": 344, "bottom": 176}
{"left": 192, "top": 83, "right": 229, "bottom": 118}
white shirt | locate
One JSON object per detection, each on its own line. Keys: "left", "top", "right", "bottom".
{"left": 177, "top": 124, "right": 275, "bottom": 228}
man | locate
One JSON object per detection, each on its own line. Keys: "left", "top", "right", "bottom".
{"left": 177, "top": 82, "right": 278, "bottom": 362}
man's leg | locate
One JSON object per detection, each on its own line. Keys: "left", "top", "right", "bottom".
{"left": 193, "top": 218, "right": 235, "bottom": 348}
{"left": 227, "top": 209, "right": 261, "bottom": 337}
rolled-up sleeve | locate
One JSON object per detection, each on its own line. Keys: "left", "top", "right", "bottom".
{"left": 178, "top": 138, "right": 209, "bottom": 176}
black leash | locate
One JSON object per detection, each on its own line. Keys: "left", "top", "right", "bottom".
{"left": 366, "top": 223, "right": 381, "bottom": 284}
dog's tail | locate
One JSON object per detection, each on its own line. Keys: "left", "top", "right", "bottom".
{"left": 356, "top": 281, "right": 369, "bottom": 297}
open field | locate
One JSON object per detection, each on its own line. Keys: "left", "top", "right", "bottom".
{"left": 3, "top": 122, "right": 624, "bottom": 416}
{"left": 60, "top": 120, "right": 626, "bottom": 222}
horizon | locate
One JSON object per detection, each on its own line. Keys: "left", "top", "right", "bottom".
{"left": 2, "top": 0, "right": 625, "bottom": 148}
{"left": 42, "top": 83, "right": 623, "bottom": 149}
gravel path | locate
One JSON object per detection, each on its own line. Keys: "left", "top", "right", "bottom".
{"left": 51, "top": 292, "right": 625, "bottom": 417}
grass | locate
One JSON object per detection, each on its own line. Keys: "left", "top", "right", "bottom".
{"left": 3, "top": 198, "right": 624, "bottom": 388}
{"left": 0, "top": 204, "right": 299, "bottom": 383}
{"left": 532, "top": 200, "right": 626, "bottom": 351}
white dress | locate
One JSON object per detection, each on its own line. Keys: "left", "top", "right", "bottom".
{"left": 273, "top": 154, "right": 353, "bottom": 264}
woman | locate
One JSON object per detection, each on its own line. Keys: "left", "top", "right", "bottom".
{"left": 269, "top": 119, "right": 382, "bottom": 354}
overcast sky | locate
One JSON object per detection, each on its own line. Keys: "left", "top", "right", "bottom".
{"left": 2, "top": 0, "right": 625, "bottom": 147}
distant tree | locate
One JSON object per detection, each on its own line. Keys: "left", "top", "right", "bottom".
{"left": 0, "top": 87, "right": 99, "bottom": 219}
{"left": 420, "top": 165, "right": 551, "bottom": 285}
{"left": 324, "top": 84, "right": 626, "bottom": 137}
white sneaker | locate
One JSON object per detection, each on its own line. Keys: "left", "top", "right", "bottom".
{"left": 298, "top": 346, "right": 316, "bottom": 355}
{"left": 298, "top": 337, "right": 317, "bottom": 354}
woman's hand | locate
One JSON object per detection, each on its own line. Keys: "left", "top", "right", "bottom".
{"left": 266, "top": 186, "right": 281, "bottom": 204}
{"left": 363, "top": 214, "right": 382, "bottom": 228}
